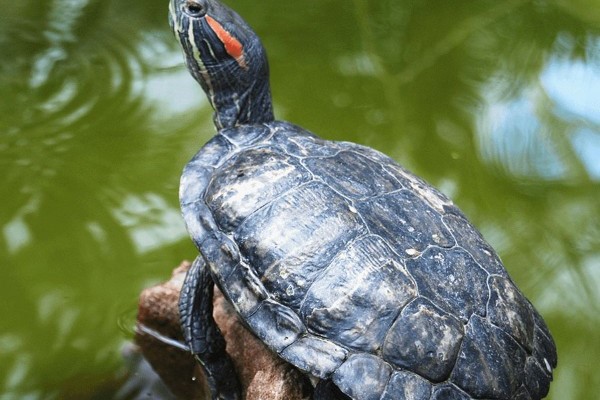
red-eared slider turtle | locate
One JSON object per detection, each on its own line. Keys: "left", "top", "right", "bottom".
{"left": 169, "top": 1, "right": 557, "bottom": 399}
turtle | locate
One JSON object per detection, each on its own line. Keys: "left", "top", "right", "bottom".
{"left": 168, "top": 0, "right": 557, "bottom": 399}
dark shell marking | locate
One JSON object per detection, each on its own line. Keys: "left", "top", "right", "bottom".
{"left": 180, "top": 121, "right": 556, "bottom": 399}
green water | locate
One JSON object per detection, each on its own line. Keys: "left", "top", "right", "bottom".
{"left": 1, "top": 0, "right": 599, "bottom": 398}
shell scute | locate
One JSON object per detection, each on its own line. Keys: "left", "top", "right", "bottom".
{"left": 220, "top": 262, "right": 268, "bottom": 317}
{"left": 202, "top": 234, "right": 240, "bottom": 279}
{"left": 245, "top": 299, "right": 306, "bottom": 353}
{"left": 430, "top": 385, "right": 471, "bottom": 400}
{"left": 358, "top": 190, "right": 455, "bottom": 256}
{"left": 487, "top": 275, "right": 535, "bottom": 352}
{"left": 304, "top": 150, "right": 401, "bottom": 199}
{"left": 384, "top": 163, "right": 453, "bottom": 213}
{"left": 382, "top": 297, "right": 464, "bottom": 382}
{"left": 406, "top": 248, "right": 489, "bottom": 322}
{"left": 442, "top": 210, "right": 507, "bottom": 277}
{"left": 235, "top": 181, "right": 367, "bottom": 310}
{"left": 380, "top": 370, "right": 432, "bottom": 400}
{"left": 532, "top": 311, "right": 557, "bottom": 370}
{"left": 524, "top": 356, "right": 552, "bottom": 399}
{"left": 268, "top": 124, "right": 339, "bottom": 158}
{"left": 332, "top": 353, "right": 392, "bottom": 400}
{"left": 181, "top": 201, "right": 219, "bottom": 248}
{"left": 280, "top": 336, "right": 348, "bottom": 379}
{"left": 451, "top": 315, "right": 527, "bottom": 398}
{"left": 514, "top": 385, "right": 534, "bottom": 400}
{"left": 180, "top": 167, "right": 214, "bottom": 207}
{"left": 205, "top": 147, "right": 312, "bottom": 232}
{"left": 301, "top": 234, "right": 417, "bottom": 352}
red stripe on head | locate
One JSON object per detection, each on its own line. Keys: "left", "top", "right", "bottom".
{"left": 205, "top": 15, "right": 248, "bottom": 70}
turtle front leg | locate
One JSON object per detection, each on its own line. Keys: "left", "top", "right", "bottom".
{"left": 179, "top": 256, "right": 242, "bottom": 400}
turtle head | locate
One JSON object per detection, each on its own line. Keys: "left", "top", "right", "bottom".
{"left": 169, "top": 0, "right": 274, "bottom": 129}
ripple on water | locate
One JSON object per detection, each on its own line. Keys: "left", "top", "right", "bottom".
{"left": 1, "top": 12, "right": 194, "bottom": 396}
{"left": 1, "top": 16, "right": 190, "bottom": 198}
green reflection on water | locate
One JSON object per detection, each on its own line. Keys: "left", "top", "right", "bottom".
{"left": 1, "top": 0, "right": 598, "bottom": 398}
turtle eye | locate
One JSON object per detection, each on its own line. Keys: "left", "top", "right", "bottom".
{"left": 184, "top": 2, "right": 206, "bottom": 17}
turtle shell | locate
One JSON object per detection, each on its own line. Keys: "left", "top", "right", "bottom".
{"left": 180, "top": 121, "right": 556, "bottom": 400}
